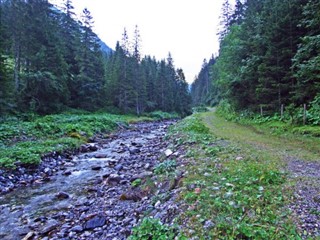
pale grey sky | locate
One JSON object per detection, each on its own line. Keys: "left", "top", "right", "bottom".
{"left": 50, "top": 0, "right": 229, "bottom": 83}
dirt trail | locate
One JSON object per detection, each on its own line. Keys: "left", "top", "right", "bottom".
{"left": 201, "top": 111, "right": 320, "bottom": 238}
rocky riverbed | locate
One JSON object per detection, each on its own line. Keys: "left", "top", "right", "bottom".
{"left": 0, "top": 120, "right": 184, "bottom": 240}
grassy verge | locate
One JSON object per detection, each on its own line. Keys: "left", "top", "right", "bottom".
{"left": 0, "top": 111, "right": 166, "bottom": 168}
{"left": 167, "top": 113, "right": 304, "bottom": 239}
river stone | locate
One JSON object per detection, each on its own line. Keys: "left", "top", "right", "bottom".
{"left": 62, "top": 170, "right": 72, "bottom": 176}
{"left": 55, "top": 191, "right": 70, "bottom": 200}
{"left": 89, "top": 145, "right": 98, "bottom": 151}
{"left": 22, "top": 231, "right": 35, "bottom": 240}
{"left": 114, "top": 164, "right": 123, "bottom": 171}
{"left": 129, "top": 147, "right": 140, "bottom": 154}
{"left": 83, "top": 215, "right": 106, "bottom": 230}
{"left": 94, "top": 153, "right": 108, "bottom": 158}
{"left": 119, "top": 189, "right": 145, "bottom": 201}
{"left": 91, "top": 165, "right": 102, "bottom": 171}
{"left": 41, "top": 219, "right": 59, "bottom": 235}
{"left": 70, "top": 225, "right": 83, "bottom": 233}
{"left": 16, "top": 226, "right": 30, "bottom": 236}
{"left": 164, "top": 149, "right": 173, "bottom": 157}
{"left": 130, "top": 171, "right": 153, "bottom": 182}
{"left": 106, "top": 174, "right": 121, "bottom": 185}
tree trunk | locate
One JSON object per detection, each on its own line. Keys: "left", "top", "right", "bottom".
{"left": 14, "top": 40, "right": 20, "bottom": 92}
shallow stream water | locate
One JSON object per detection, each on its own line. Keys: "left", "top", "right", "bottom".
{"left": 0, "top": 121, "right": 173, "bottom": 240}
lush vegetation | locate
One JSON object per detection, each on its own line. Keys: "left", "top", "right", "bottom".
{"left": 191, "top": 0, "right": 320, "bottom": 122}
{"left": 166, "top": 112, "right": 308, "bottom": 239}
{"left": 129, "top": 217, "right": 178, "bottom": 240}
{"left": 0, "top": 112, "right": 154, "bottom": 168}
{"left": 0, "top": 0, "right": 191, "bottom": 116}
{"left": 217, "top": 98, "right": 320, "bottom": 137}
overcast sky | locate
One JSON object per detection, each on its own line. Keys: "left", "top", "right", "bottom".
{"left": 50, "top": 0, "right": 229, "bottom": 83}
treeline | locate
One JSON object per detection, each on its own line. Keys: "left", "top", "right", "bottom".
{"left": 191, "top": 0, "right": 320, "bottom": 115}
{"left": 0, "top": 0, "right": 191, "bottom": 116}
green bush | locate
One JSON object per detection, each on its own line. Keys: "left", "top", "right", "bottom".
{"left": 147, "top": 111, "right": 180, "bottom": 120}
{"left": 216, "top": 99, "right": 236, "bottom": 120}
{"left": 192, "top": 106, "right": 209, "bottom": 113}
{"left": 154, "top": 160, "right": 177, "bottom": 175}
{"left": 309, "top": 94, "right": 320, "bottom": 125}
{"left": 129, "top": 218, "right": 177, "bottom": 240}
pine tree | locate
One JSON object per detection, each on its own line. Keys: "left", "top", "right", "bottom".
{"left": 75, "top": 8, "right": 105, "bottom": 110}
{"left": 60, "top": 0, "right": 81, "bottom": 107}
{"left": 19, "top": 0, "right": 69, "bottom": 113}
{"left": 292, "top": 0, "right": 320, "bottom": 104}
{"left": 0, "top": 0, "right": 13, "bottom": 113}
{"left": 131, "top": 25, "right": 146, "bottom": 115}
{"left": 218, "top": 0, "right": 234, "bottom": 41}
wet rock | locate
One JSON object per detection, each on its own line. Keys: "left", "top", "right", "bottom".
{"left": 83, "top": 215, "right": 107, "bottom": 230}
{"left": 119, "top": 190, "right": 145, "bottom": 202}
{"left": 41, "top": 219, "right": 59, "bottom": 235}
{"left": 62, "top": 170, "right": 72, "bottom": 176}
{"left": 70, "top": 225, "right": 83, "bottom": 233}
{"left": 22, "top": 231, "right": 35, "bottom": 240}
{"left": 106, "top": 174, "right": 122, "bottom": 185}
{"left": 91, "top": 165, "right": 102, "bottom": 171}
{"left": 16, "top": 226, "right": 30, "bottom": 236}
{"left": 88, "top": 144, "right": 99, "bottom": 151}
{"left": 129, "top": 147, "right": 140, "bottom": 154}
{"left": 144, "top": 163, "right": 151, "bottom": 169}
{"left": 79, "top": 145, "right": 88, "bottom": 152}
{"left": 43, "top": 168, "right": 51, "bottom": 174}
{"left": 43, "top": 177, "right": 51, "bottom": 182}
{"left": 164, "top": 149, "right": 173, "bottom": 157}
{"left": 94, "top": 153, "right": 108, "bottom": 158}
{"left": 114, "top": 164, "right": 123, "bottom": 171}
{"left": 55, "top": 192, "right": 70, "bottom": 200}
{"left": 130, "top": 171, "right": 153, "bottom": 182}
{"left": 102, "top": 171, "right": 111, "bottom": 178}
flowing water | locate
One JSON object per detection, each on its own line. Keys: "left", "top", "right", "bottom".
{"left": 0, "top": 121, "right": 173, "bottom": 240}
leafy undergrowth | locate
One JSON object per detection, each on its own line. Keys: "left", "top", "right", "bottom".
{"left": 166, "top": 114, "right": 300, "bottom": 239}
{"left": 146, "top": 111, "right": 180, "bottom": 120}
{"left": 0, "top": 112, "right": 153, "bottom": 168}
{"left": 129, "top": 217, "right": 178, "bottom": 240}
{"left": 216, "top": 102, "right": 320, "bottom": 138}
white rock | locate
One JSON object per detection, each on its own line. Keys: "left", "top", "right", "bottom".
{"left": 164, "top": 149, "right": 173, "bottom": 157}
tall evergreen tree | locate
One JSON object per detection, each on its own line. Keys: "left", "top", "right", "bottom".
{"left": 292, "top": 0, "right": 320, "bottom": 104}
{"left": 60, "top": 0, "right": 81, "bottom": 107}
{"left": 75, "top": 8, "right": 105, "bottom": 110}
{"left": 218, "top": 0, "right": 233, "bottom": 41}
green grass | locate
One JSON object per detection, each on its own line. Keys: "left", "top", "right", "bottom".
{"left": 129, "top": 217, "right": 179, "bottom": 240}
{"left": 204, "top": 112, "right": 320, "bottom": 161}
{"left": 167, "top": 112, "right": 308, "bottom": 239}
{"left": 146, "top": 111, "right": 180, "bottom": 120}
{"left": 0, "top": 112, "right": 154, "bottom": 168}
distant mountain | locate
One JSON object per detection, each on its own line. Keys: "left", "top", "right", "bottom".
{"left": 50, "top": 5, "right": 112, "bottom": 56}
{"left": 99, "top": 39, "right": 113, "bottom": 55}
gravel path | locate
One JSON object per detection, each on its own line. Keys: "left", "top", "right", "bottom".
{"left": 287, "top": 158, "right": 320, "bottom": 239}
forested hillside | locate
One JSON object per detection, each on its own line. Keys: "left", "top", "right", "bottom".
{"left": 191, "top": 0, "right": 320, "bottom": 123}
{"left": 0, "top": 0, "right": 191, "bottom": 116}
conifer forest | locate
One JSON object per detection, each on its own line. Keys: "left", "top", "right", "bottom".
{"left": 0, "top": 1, "right": 320, "bottom": 239}
{"left": 0, "top": 0, "right": 191, "bottom": 116}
